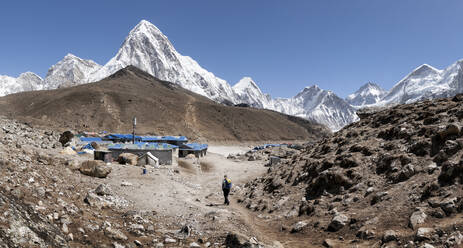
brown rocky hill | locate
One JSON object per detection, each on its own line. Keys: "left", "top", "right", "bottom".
{"left": 240, "top": 94, "right": 463, "bottom": 247}
{"left": 0, "top": 66, "right": 329, "bottom": 142}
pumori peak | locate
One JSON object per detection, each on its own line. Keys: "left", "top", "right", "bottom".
{"left": 87, "top": 20, "right": 237, "bottom": 103}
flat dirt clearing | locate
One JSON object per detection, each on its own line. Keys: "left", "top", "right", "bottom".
{"left": 84, "top": 145, "right": 287, "bottom": 246}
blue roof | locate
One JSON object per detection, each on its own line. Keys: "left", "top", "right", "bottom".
{"left": 104, "top": 134, "right": 142, "bottom": 141}
{"left": 82, "top": 143, "right": 95, "bottom": 150}
{"left": 80, "top": 137, "right": 103, "bottom": 142}
{"left": 140, "top": 136, "right": 188, "bottom": 142}
{"left": 180, "top": 143, "right": 208, "bottom": 151}
{"left": 108, "top": 142, "right": 178, "bottom": 150}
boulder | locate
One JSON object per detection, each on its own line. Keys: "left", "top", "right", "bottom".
{"left": 439, "top": 197, "right": 459, "bottom": 216}
{"left": 445, "top": 231, "right": 463, "bottom": 247}
{"left": 439, "top": 124, "right": 460, "bottom": 139}
{"left": 224, "top": 233, "right": 250, "bottom": 248}
{"left": 59, "top": 131, "right": 74, "bottom": 147}
{"left": 84, "top": 192, "right": 107, "bottom": 208}
{"left": 185, "top": 154, "right": 196, "bottom": 160}
{"left": 409, "top": 140, "right": 430, "bottom": 156}
{"left": 431, "top": 135, "right": 445, "bottom": 156}
{"left": 117, "top": 153, "right": 138, "bottom": 165}
{"left": 443, "top": 140, "right": 461, "bottom": 156}
{"left": 90, "top": 141, "right": 99, "bottom": 150}
{"left": 189, "top": 242, "right": 201, "bottom": 248}
{"left": 409, "top": 210, "right": 427, "bottom": 229}
{"left": 415, "top": 227, "right": 434, "bottom": 241}
{"left": 452, "top": 94, "right": 463, "bottom": 102}
{"left": 371, "top": 191, "right": 388, "bottom": 205}
{"left": 383, "top": 230, "right": 398, "bottom": 243}
{"left": 438, "top": 159, "right": 463, "bottom": 185}
{"left": 227, "top": 154, "right": 236, "bottom": 159}
{"left": 79, "top": 160, "right": 112, "bottom": 178}
{"left": 60, "top": 147, "right": 77, "bottom": 155}
{"left": 323, "top": 239, "right": 343, "bottom": 248}
{"left": 65, "top": 160, "right": 80, "bottom": 170}
{"left": 104, "top": 227, "right": 128, "bottom": 241}
{"left": 290, "top": 221, "right": 308, "bottom": 233}
{"left": 164, "top": 237, "right": 176, "bottom": 244}
{"left": 328, "top": 213, "right": 349, "bottom": 232}
{"left": 356, "top": 226, "right": 375, "bottom": 240}
{"left": 95, "top": 184, "right": 112, "bottom": 196}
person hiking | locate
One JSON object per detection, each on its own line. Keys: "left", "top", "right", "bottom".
{"left": 222, "top": 174, "right": 232, "bottom": 205}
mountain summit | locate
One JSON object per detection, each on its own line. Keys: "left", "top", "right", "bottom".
{"left": 346, "top": 82, "right": 387, "bottom": 106}
{"left": 233, "top": 77, "right": 272, "bottom": 108}
{"left": 87, "top": 20, "right": 237, "bottom": 103}
{"left": 0, "top": 72, "right": 43, "bottom": 96}
{"left": 44, "top": 53, "right": 101, "bottom": 89}
{"left": 273, "top": 85, "right": 358, "bottom": 131}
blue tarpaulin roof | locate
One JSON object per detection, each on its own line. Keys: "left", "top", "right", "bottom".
{"left": 140, "top": 136, "right": 188, "bottom": 142}
{"left": 108, "top": 142, "right": 178, "bottom": 150}
{"left": 180, "top": 143, "right": 208, "bottom": 151}
{"left": 80, "top": 137, "right": 103, "bottom": 142}
{"left": 82, "top": 143, "right": 95, "bottom": 150}
{"left": 104, "top": 134, "right": 142, "bottom": 141}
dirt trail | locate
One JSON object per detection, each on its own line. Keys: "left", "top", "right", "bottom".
{"left": 55, "top": 141, "right": 341, "bottom": 247}
{"left": 99, "top": 148, "right": 264, "bottom": 239}
{"left": 97, "top": 146, "right": 321, "bottom": 247}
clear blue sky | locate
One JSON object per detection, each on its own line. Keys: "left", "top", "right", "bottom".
{"left": 1, "top": 0, "right": 463, "bottom": 98}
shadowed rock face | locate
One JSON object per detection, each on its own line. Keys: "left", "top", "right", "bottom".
{"left": 239, "top": 94, "right": 463, "bottom": 247}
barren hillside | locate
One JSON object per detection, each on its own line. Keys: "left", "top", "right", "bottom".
{"left": 0, "top": 66, "right": 329, "bottom": 142}
{"left": 240, "top": 94, "right": 463, "bottom": 247}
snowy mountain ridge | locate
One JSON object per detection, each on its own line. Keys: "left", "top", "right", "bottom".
{"left": 379, "top": 61, "right": 463, "bottom": 106}
{"left": 0, "top": 72, "right": 44, "bottom": 96}
{"left": 1, "top": 19, "right": 463, "bottom": 131}
{"left": 233, "top": 77, "right": 272, "bottom": 108}
{"left": 44, "top": 53, "right": 102, "bottom": 89}
{"left": 234, "top": 82, "right": 359, "bottom": 131}
{"left": 87, "top": 20, "right": 238, "bottom": 103}
{"left": 346, "top": 82, "right": 387, "bottom": 107}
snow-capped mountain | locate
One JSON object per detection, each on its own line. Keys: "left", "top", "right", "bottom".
{"left": 273, "top": 86, "right": 358, "bottom": 131}
{"left": 43, "top": 53, "right": 101, "bottom": 89}
{"left": 377, "top": 60, "right": 463, "bottom": 106}
{"left": 346, "top": 82, "right": 387, "bottom": 107}
{"left": 0, "top": 72, "right": 43, "bottom": 96}
{"left": 2, "top": 19, "right": 463, "bottom": 131}
{"left": 88, "top": 20, "right": 237, "bottom": 103}
{"left": 232, "top": 78, "right": 358, "bottom": 131}
{"left": 233, "top": 77, "right": 272, "bottom": 108}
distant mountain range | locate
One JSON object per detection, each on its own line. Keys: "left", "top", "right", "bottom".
{"left": 0, "top": 66, "right": 329, "bottom": 141}
{"left": 1, "top": 20, "right": 462, "bottom": 131}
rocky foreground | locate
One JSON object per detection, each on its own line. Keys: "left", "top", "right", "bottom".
{"left": 0, "top": 117, "right": 237, "bottom": 247}
{"left": 240, "top": 95, "right": 463, "bottom": 247}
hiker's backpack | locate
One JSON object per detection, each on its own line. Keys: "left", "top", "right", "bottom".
{"left": 224, "top": 179, "right": 232, "bottom": 189}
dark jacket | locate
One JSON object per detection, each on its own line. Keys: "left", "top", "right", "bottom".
{"left": 222, "top": 178, "right": 232, "bottom": 190}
